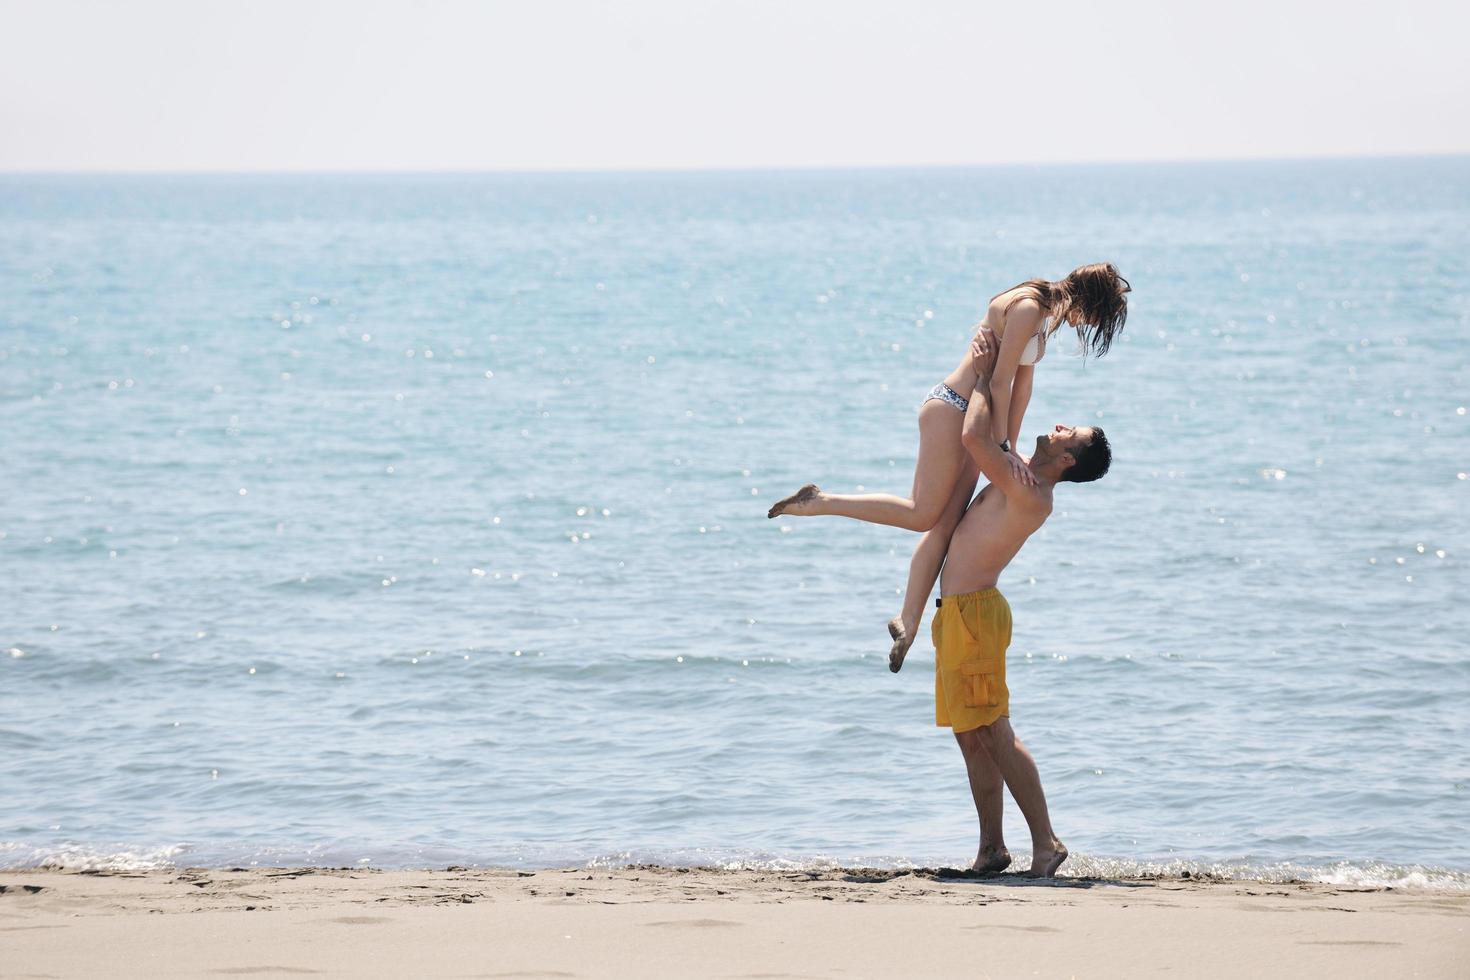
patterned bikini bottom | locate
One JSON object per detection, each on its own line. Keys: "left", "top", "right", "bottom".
{"left": 922, "top": 382, "right": 969, "bottom": 413}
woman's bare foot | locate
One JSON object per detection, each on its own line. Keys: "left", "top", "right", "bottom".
{"left": 1023, "top": 840, "right": 1069, "bottom": 879}
{"left": 767, "top": 484, "right": 821, "bottom": 519}
{"left": 887, "top": 616, "right": 915, "bottom": 673}
{"left": 972, "top": 845, "right": 1012, "bottom": 874}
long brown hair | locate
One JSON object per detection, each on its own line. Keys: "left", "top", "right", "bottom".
{"left": 993, "top": 262, "right": 1130, "bottom": 357}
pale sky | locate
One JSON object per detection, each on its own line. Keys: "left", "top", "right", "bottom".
{"left": 2, "top": 0, "right": 1466, "bottom": 172}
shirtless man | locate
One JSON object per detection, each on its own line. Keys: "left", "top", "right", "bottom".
{"left": 896, "top": 326, "right": 1112, "bottom": 877}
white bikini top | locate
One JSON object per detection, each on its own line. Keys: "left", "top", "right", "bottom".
{"left": 1020, "top": 317, "right": 1049, "bottom": 366}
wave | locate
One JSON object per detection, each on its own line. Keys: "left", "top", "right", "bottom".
{"left": 0, "top": 840, "right": 190, "bottom": 872}
{"left": 5, "top": 840, "right": 1466, "bottom": 891}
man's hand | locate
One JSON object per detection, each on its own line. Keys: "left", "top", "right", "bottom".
{"left": 969, "top": 326, "right": 1000, "bottom": 382}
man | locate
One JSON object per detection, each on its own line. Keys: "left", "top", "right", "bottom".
{"left": 897, "top": 326, "right": 1112, "bottom": 878}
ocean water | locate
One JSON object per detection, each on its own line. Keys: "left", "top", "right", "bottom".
{"left": 2, "top": 161, "right": 1468, "bottom": 887}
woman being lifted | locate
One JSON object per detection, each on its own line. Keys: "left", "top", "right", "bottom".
{"left": 767, "top": 262, "right": 1130, "bottom": 668}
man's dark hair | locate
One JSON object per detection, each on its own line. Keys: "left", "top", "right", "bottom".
{"left": 1061, "top": 427, "right": 1111, "bottom": 484}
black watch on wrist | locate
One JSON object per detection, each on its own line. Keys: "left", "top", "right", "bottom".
{"left": 999, "top": 439, "right": 1011, "bottom": 453}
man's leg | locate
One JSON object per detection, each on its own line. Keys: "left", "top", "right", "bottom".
{"left": 889, "top": 459, "right": 980, "bottom": 672}
{"left": 953, "top": 728, "right": 1011, "bottom": 873}
{"left": 972, "top": 717, "right": 1068, "bottom": 877}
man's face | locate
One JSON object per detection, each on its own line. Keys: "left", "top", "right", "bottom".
{"left": 1035, "top": 424, "right": 1094, "bottom": 462}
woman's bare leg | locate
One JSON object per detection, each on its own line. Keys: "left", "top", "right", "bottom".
{"left": 768, "top": 402, "right": 965, "bottom": 532}
{"left": 888, "top": 458, "right": 978, "bottom": 672}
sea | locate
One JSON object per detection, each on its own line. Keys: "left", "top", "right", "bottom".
{"left": 2, "top": 159, "right": 1467, "bottom": 888}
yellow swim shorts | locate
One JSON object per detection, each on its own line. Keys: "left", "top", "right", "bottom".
{"left": 933, "top": 588, "right": 1012, "bottom": 733}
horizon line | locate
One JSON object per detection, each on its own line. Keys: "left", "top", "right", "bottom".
{"left": 2, "top": 150, "right": 1467, "bottom": 178}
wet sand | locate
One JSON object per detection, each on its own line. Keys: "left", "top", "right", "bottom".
{"left": 2, "top": 864, "right": 1466, "bottom": 978}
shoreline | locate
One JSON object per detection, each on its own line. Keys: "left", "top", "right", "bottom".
{"left": 4, "top": 864, "right": 1467, "bottom": 978}
{"left": 6, "top": 849, "right": 1467, "bottom": 891}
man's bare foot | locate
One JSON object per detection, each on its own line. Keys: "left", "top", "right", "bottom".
{"left": 887, "top": 616, "right": 915, "bottom": 673}
{"left": 1023, "top": 840, "right": 1068, "bottom": 879}
{"left": 971, "top": 845, "right": 1012, "bottom": 874}
{"left": 767, "top": 484, "right": 821, "bottom": 519}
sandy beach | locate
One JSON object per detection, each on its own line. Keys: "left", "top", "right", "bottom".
{"left": 2, "top": 865, "right": 1465, "bottom": 979}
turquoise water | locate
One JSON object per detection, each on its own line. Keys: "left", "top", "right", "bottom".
{"left": 2, "top": 161, "right": 1468, "bottom": 885}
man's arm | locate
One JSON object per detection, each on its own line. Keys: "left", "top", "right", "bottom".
{"left": 961, "top": 334, "right": 1045, "bottom": 507}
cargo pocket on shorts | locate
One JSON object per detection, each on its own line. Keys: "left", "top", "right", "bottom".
{"left": 959, "top": 661, "right": 1000, "bottom": 709}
